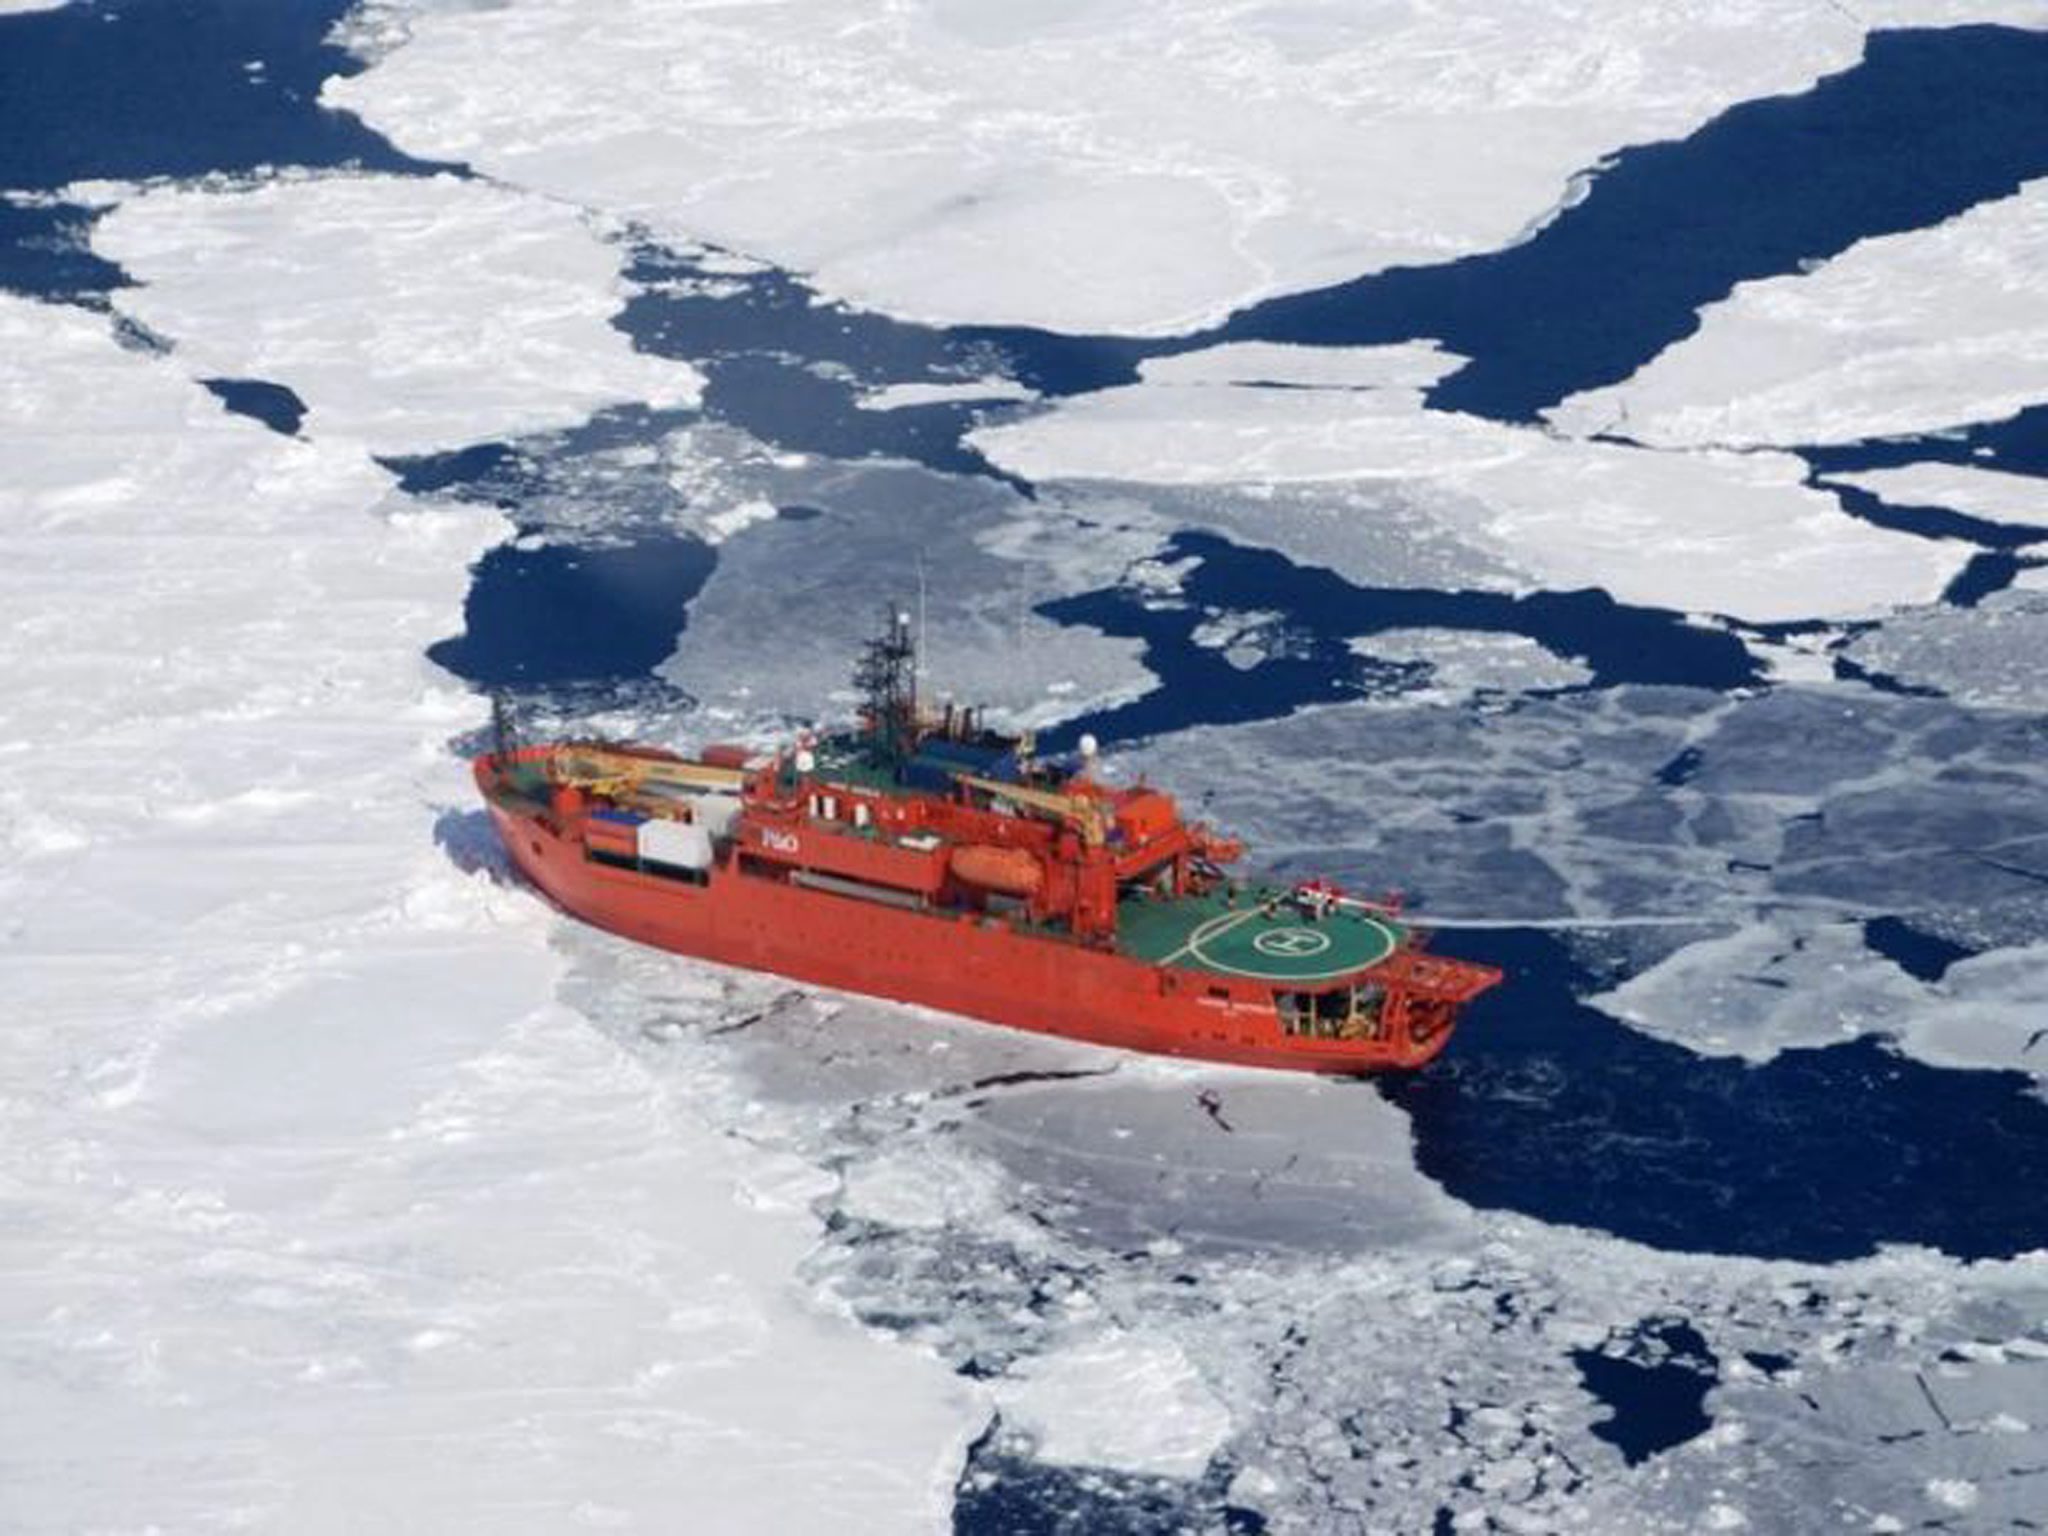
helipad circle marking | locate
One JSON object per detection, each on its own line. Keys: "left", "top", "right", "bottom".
{"left": 1179, "top": 910, "right": 1401, "bottom": 983}
{"left": 1253, "top": 927, "right": 1332, "bottom": 958}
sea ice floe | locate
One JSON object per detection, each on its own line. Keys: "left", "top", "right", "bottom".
{"left": 1841, "top": 589, "right": 2048, "bottom": 710}
{"left": 1353, "top": 630, "right": 1594, "bottom": 699}
{"left": 699, "top": 496, "right": 779, "bottom": 545}
{"left": 1125, "top": 479, "right": 1535, "bottom": 606}
{"left": 1138, "top": 340, "right": 1465, "bottom": 392}
{"left": 0, "top": 293, "right": 973, "bottom": 1531}
{"left": 330, "top": 0, "right": 2044, "bottom": 332}
{"left": 1826, "top": 460, "right": 2048, "bottom": 531}
{"left": 857, "top": 378, "right": 1040, "bottom": 412}
{"left": 561, "top": 919, "right": 2048, "bottom": 1532}
{"left": 1549, "top": 177, "right": 2048, "bottom": 449}
{"left": 969, "top": 356, "right": 1968, "bottom": 621}
{"left": 995, "top": 1330, "right": 1234, "bottom": 1479}
{"left": 1190, "top": 608, "right": 1292, "bottom": 670}
{"left": 1897, "top": 942, "right": 2048, "bottom": 1078}
{"left": 1590, "top": 919, "right": 1932, "bottom": 1065}
{"left": 658, "top": 458, "right": 1160, "bottom": 729}
{"left": 91, "top": 171, "right": 703, "bottom": 454}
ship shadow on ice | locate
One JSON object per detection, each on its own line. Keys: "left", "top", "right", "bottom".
{"left": 432, "top": 807, "right": 515, "bottom": 885}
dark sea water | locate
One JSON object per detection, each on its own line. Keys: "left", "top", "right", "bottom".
{"left": 1803, "top": 403, "right": 2048, "bottom": 482}
{"left": 7, "top": 4, "right": 2048, "bottom": 1522}
{"left": 1796, "top": 406, "right": 2048, "bottom": 596}
{"left": 201, "top": 376, "right": 307, "bottom": 435}
{"left": 0, "top": 0, "right": 448, "bottom": 300}
{"left": 428, "top": 534, "right": 717, "bottom": 689}
{"left": 1036, "top": 531, "right": 1762, "bottom": 753}
{"left": 1861, "top": 915, "right": 1977, "bottom": 983}
{"left": 1571, "top": 1320, "right": 1719, "bottom": 1466}
{"left": 1384, "top": 928, "right": 2048, "bottom": 1264}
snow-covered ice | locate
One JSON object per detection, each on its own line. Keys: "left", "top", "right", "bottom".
{"left": 1550, "top": 178, "right": 2048, "bottom": 448}
{"left": 12, "top": 3, "right": 2048, "bottom": 1526}
{"left": 0, "top": 293, "right": 974, "bottom": 1531}
{"left": 994, "top": 1331, "right": 1233, "bottom": 1479}
{"left": 857, "top": 378, "right": 1039, "bottom": 412}
{"left": 1827, "top": 461, "right": 2048, "bottom": 530}
{"left": 1354, "top": 629, "right": 1594, "bottom": 699}
{"left": 699, "top": 495, "right": 779, "bottom": 545}
{"left": 969, "top": 356, "right": 1967, "bottom": 620}
{"left": 331, "top": 0, "right": 2045, "bottom": 333}
{"left": 1138, "top": 340, "right": 1465, "bottom": 391}
{"left": 1591, "top": 919, "right": 1932, "bottom": 1066}
{"left": 92, "top": 172, "right": 703, "bottom": 455}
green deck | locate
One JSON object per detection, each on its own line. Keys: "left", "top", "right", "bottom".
{"left": 808, "top": 743, "right": 904, "bottom": 795}
{"left": 1116, "top": 886, "right": 1402, "bottom": 985}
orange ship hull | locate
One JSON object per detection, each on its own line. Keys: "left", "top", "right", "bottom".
{"left": 482, "top": 760, "right": 1488, "bottom": 1075}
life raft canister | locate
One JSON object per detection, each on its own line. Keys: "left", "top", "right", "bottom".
{"left": 950, "top": 844, "right": 1044, "bottom": 898}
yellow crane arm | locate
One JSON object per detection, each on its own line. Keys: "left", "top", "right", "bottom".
{"left": 954, "top": 772, "right": 1107, "bottom": 847}
{"left": 549, "top": 746, "right": 748, "bottom": 797}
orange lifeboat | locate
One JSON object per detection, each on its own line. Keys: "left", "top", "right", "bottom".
{"left": 951, "top": 844, "right": 1044, "bottom": 897}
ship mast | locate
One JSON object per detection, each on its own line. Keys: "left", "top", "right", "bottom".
{"left": 853, "top": 604, "right": 921, "bottom": 765}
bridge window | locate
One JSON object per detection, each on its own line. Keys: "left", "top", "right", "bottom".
{"left": 1276, "top": 986, "right": 1386, "bottom": 1041}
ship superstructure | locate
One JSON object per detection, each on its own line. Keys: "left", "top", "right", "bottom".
{"left": 475, "top": 612, "right": 1501, "bottom": 1073}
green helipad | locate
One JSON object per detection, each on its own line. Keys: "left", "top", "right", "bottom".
{"left": 1117, "top": 888, "right": 1402, "bottom": 984}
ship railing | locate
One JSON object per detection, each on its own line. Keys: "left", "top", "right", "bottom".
{"left": 1369, "top": 947, "right": 1503, "bottom": 1004}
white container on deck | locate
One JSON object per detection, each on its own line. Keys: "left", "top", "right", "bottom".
{"left": 638, "top": 819, "right": 713, "bottom": 871}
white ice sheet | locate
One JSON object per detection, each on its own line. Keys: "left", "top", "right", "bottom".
{"left": 0, "top": 294, "right": 973, "bottom": 1532}
{"left": 92, "top": 172, "right": 703, "bottom": 455}
{"left": 968, "top": 358, "right": 1967, "bottom": 621}
{"left": 1829, "top": 462, "right": 2048, "bottom": 530}
{"left": 1550, "top": 178, "right": 2048, "bottom": 448}
{"left": 329, "top": 0, "right": 2046, "bottom": 333}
